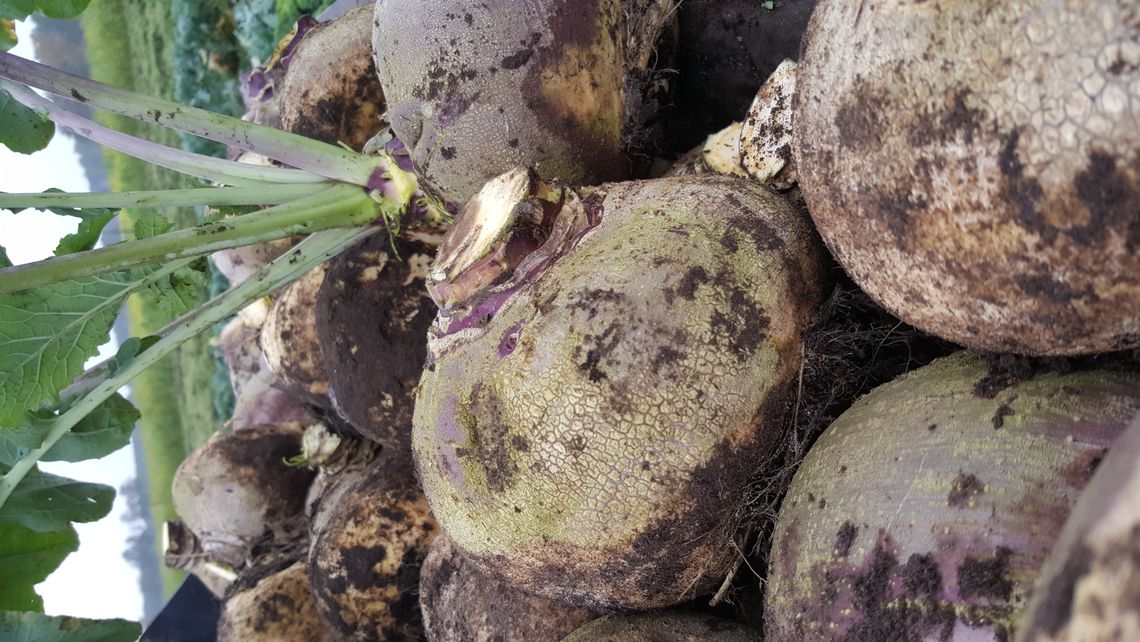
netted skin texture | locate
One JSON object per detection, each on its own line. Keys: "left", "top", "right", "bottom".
{"left": 414, "top": 175, "right": 830, "bottom": 610}
{"left": 796, "top": 0, "right": 1140, "bottom": 355}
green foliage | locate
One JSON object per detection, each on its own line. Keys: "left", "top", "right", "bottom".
{"left": 0, "top": 0, "right": 91, "bottom": 21}
{"left": 0, "top": 611, "right": 140, "bottom": 642}
{"left": 4, "top": 191, "right": 117, "bottom": 255}
{"left": 0, "top": 523, "right": 76, "bottom": 610}
{"left": 0, "top": 272, "right": 137, "bottom": 427}
{"left": 0, "top": 89, "right": 55, "bottom": 154}
{"left": 144, "top": 257, "right": 211, "bottom": 319}
{"left": 0, "top": 468, "right": 113, "bottom": 531}
{"left": 9, "top": 394, "right": 139, "bottom": 462}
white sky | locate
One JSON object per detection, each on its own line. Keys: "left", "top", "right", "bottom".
{"left": 1, "top": 21, "right": 145, "bottom": 623}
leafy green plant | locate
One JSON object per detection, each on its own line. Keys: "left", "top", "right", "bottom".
{"left": 0, "top": 3, "right": 444, "bottom": 634}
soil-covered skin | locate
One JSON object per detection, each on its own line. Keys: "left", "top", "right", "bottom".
{"left": 419, "top": 534, "right": 598, "bottom": 642}
{"left": 764, "top": 352, "right": 1140, "bottom": 642}
{"left": 261, "top": 264, "right": 332, "bottom": 407}
{"left": 316, "top": 233, "right": 437, "bottom": 450}
{"left": 670, "top": 0, "right": 816, "bottom": 151}
{"left": 308, "top": 454, "right": 438, "bottom": 642}
{"left": 414, "top": 175, "right": 830, "bottom": 610}
{"left": 172, "top": 424, "right": 315, "bottom": 569}
{"left": 280, "top": 5, "right": 385, "bottom": 151}
{"left": 373, "top": 0, "right": 677, "bottom": 204}
{"left": 1016, "top": 414, "right": 1140, "bottom": 642}
{"left": 562, "top": 612, "right": 761, "bottom": 642}
{"left": 795, "top": 0, "right": 1140, "bottom": 355}
{"left": 218, "top": 557, "right": 330, "bottom": 642}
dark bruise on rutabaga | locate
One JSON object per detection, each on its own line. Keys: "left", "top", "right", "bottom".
{"left": 413, "top": 174, "right": 830, "bottom": 610}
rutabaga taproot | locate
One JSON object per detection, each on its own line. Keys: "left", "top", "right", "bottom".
{"left": 218, "top": 556, "right": 332, "bottom": 642}
{"left": 278, "top": 5, "right": 385, "bottom": 152}
{"left": 316, "top": 231, "right": 438, "bottom": 450}
{"left": 171, "top": 423, "right": 315, "bottom": 569}
{"left": 307, "top": 453, "right": 438, "bottom": 642}
{"left": 764, "top": 352, "right": 1140, "bottom": 642}
{"left": 372, "top": 0, "right": 679, "bottom": 205}
{"left": 414, "top": 173, "right": 830, "bottom": 610}
{"left": 794, "top": 0, "right": 1140, "bottom": 355}
{"left": 1015, "top": 412, "right": 1140, "bottom": 642}
{"left": 561, "top": 612, "right": 761, "bottom": 642}
{"left": 419, "top": 534, "right": 598, "bottom": 642}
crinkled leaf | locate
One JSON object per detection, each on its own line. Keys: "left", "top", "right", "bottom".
{"left": 0, "top": 611, "right": 140, "bottom": 642}
{"left": 107, "top": 335, "right": 158, "bottom": 375}
{"left": 0, "top": 272, "right": 138, "bottom": 427}
{"left": 142, "top": 257, "right": 208, "bottom": 321}
{"left": 0, "top": 394, "right": 137, "bottom": 463}
{"left": 129, "top": 211, "right": 172, "bottom": 239}
{"left": 0, "top": 87, "right": 54, "bottom": 154}
{"left": 0, "top": 466, "right": 113, "bottom": 531}
{"left": 1, "top": 191, "right": 115, "bottom": 255}
{"left": 0, "top": 20, "right": 15, "bottom": 51}
{"left": 0, "top": 0, "right": 90, "bottom": 20}
{"left": 0, "top": 522, "right": 77, "bottom": 610}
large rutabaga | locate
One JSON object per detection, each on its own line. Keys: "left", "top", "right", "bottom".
{"left": 794, "top": 0, "right": 1140, "bottom": 355}
{"left": 765, "top": 352, "right": 1140, "bottom": 642}
{"left": 413, "top": 174, "right": 830, "bottom": 610}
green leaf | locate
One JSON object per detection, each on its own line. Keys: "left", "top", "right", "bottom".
{"left": 0, "top": 611, "right": 140, "bottom": 642}
{"left": 1, "top": 394, "right": 137, "bottom": 463}
{"left": 129, "top": 211, "right": 172, "bottom": 239}
{"left": 0, "top": 0, "right": 90, "bottom": 20}
{"left": 107, "top": 335, "right": 158, "bottom": 375}
{"left": 143, "top": 257, "right": 209, "bottom": 320}
{"left": 0, "top": 467, "right": 113, "bottom": 531}
{"left": 0, "top": 0, "right": 35, "bottom": 20}
{"left": 0, "top": 19, "right": 15, "bottom": 51}
{"left": 31, "top": 0, "right": 90, "bottom": 19}
{"left": 0, "top": 247, "right": 10, "bottom": 269}
{"left": 0, "top": 272, "right": 136, "bottom": 427}
{"left": 44, "top": 204, "right": 116, "bottom": 257}
{"left": 0, "top": 87, "right": 54, "bottom": 154}
{"left": 0, "top": 522, "right": 76, "bottom": 610}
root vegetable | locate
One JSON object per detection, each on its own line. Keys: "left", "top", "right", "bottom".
{"left": 1015, "top": 412, "right": 1140, "bottom": 642}
{"left": 171, "top": 423, "right": 314, "bottom": 568}
{"left": 279, "top": 6, "right": 385, "bottom": 151}
{"left": 218, "top": 556, "right": 330, "bottom": 642}
{"left": 419, "top": 534, "right": 598, "bottom": 642}
{"left": 765, "top": 352, "right": 1140, "bottom": 642}
{"left": 795, "top": 0, "right": 1140, "bottom": 355}
{"left": 260, "top": 264, "right": 331, "bottom": 406}
{"left": 315, "top": 232, "right": 437, "bottom": 449}
{"left": 561, "top": 612, "right": 761, "bottom": 642}
{"left": 308, "top": 455, "right": 438, "bottom": 641}
{"left": 414, "top": 173, "right": 829, "bottom": 609}
{"left": 218, "top": 312, "right": 318, "bottom": 431}
{"left": 372, "top": 0, "right": 678, "bottom": 204}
